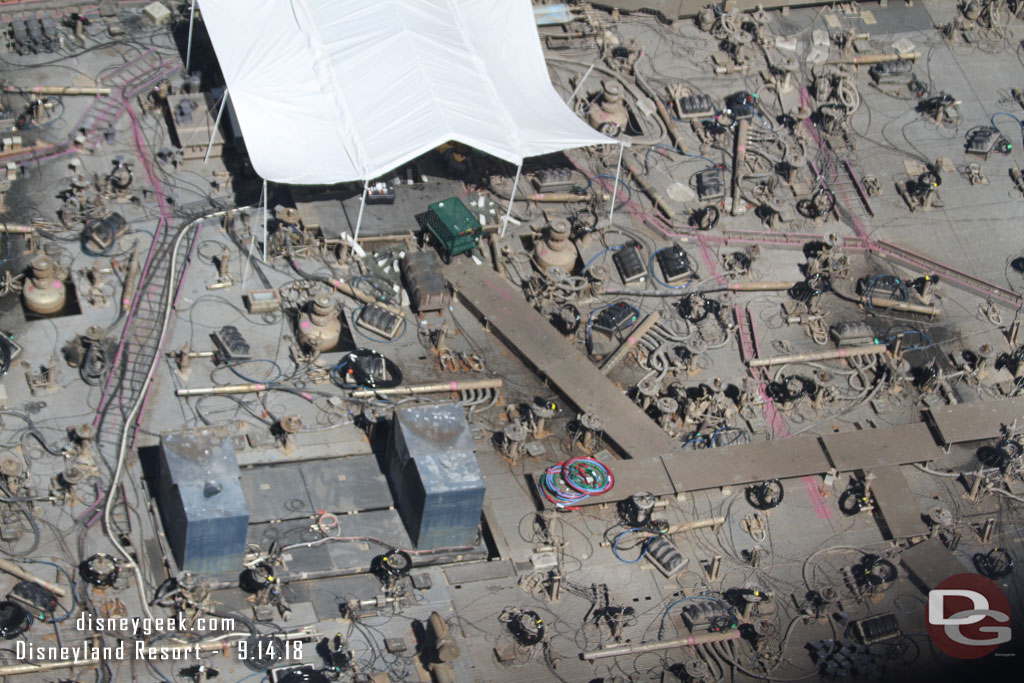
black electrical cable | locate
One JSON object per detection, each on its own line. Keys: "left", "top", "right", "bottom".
{"left": 557, "top": 303, "right": 581, "bottom": 334}
{"left": 974, "top": 547, "right": 1015, "bottom": 579}
{"left": 80, "top": 342, "right": 110, "bottom": 386}
{"left": 332, "top": 349, "right": 403, "bottom": 390}
{"left": 80, "top": 553, "right": 120, "bottom": 587}
{"left": 796, "top": 187, "right": 836, "bottom": 218}
{"left": 509, "top": 609, "right": 545, "bottom": 645}
{"left": 766, "top": 375, "right": 817, "bottom": 403}
{"left": 858, "top": 554, "right": 898, "bottom": 586}
{"left": 0, "top": 410, "right": 64, "bottom": 456}
{"left": 0, "top": 480, "right": 41, "bottom": 557}
{"left": 691, "top": 204, "right": 721, "bottom": 230}
{"left": 745, "top": 479, "right": 784, "bottom": 510}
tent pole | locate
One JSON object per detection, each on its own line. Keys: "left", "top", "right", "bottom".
{"left": 204, "top": 89, "right": 228, "bottom": 164}
{"left": 261, "top": 180, "right": 269, "bottom": 262}
{"left": 185, "top": 0, "right": 196, "bottom": 73}
{"left": 353, "top": 179, "right": 371, "bottom": 244}
{"left": 609, "top": 142, "right": 624, "bottom": 223}
{"left": 241, "top": 180, "right": 265, "bottom": 289}
{"left": 566, "top": 61, "right": 596, "bottom": 104}
{"left": 500, "top": 163, "right": 522, "bottom": 238}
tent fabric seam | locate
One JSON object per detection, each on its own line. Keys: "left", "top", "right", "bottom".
{"left": 289, "top": 0, "right": 369, "bottom": 176}
{"left": 444, "top": 0, "right": 523, "bottom": 157}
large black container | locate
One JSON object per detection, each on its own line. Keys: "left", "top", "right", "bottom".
{"left": 156, "top": 427, "right": 249, "bottom": 576}
{"left": 385, "top": 405, "right": 485, "bottom": 549}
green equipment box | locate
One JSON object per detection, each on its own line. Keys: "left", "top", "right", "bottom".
{"left": 424, "top": 197, "right": 482, "bottom": 263}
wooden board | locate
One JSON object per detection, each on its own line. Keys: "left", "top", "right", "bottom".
{"left": 662, "top": 435, "right": 829, "bottom": 493}
{"left": 821, "top": 423, "right": 942, "bottom": 470}
{"left": 447, "top": 264, "right": 681, "bottom": 461}
{"left": 928, "top": 397, "right": 1024, "bottom": 445}
{"left": 900, "top": 538, "right": 971, "bottom": 593}
{"left": 868, "top": 466, "right": 929, "bottom": 539}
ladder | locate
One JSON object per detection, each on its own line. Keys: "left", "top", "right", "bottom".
{"left": 91, "top": 103, "right": 194, "bottom": 456}
{"left": 70, "top": 48, "right": 181, "bottom": 153}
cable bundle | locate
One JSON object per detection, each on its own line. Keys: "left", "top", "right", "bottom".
{"left": 540, "top": 456, "right": 614, "bottom": 509}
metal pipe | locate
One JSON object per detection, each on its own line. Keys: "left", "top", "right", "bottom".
{"left": 0, "top": 223, "right": 36, "bottom": 233}
{"left": 731, "top": 118, "right": 751, "bottom": 216}
{"left": 829, "top": 51, "right": 921, "bottom": 65}
{"left": 0, "top": 658, "right": 101, "bottom": 676}
{"left": 748, "top": 344, "right": 885, "bottom": 368}
{"left": 668, "top": 516, "right": 725, "bottom": 534}
{"left": 0, "top": 558, "right": 67, "bottom": 597}
{"left": 582, "top": 629, "right": 741, "bottom": 660}
{"left": 2, "top": 85, "right": 111, "bottom": 96}
{"left": 623, "top": 158, "right": 676, "bottom": 220}
{"left": 489, "top": 234, "right": 506, "bottom": 279}
{"left": 120, "top": 247, "right": 140, "bottom": 312}
{"left": 866, "top": 296, "right": 939, "bottom": 317}
{"left": 525, "top": 192, "right": 602, "bottom": 202}
{"left": 657, "top": 98, "right": 687, "bottom": 153}
{"left": 601, "top": 311, "right": 660, "bottom": 374}
{"left": 351, "top": 378, "right": 502, "bottom": 398}
{"left": 176, "top": 383, "right": 268, "bottom": 396}
{"left": 705, "top": 281, "right": 797, "bottom": 292}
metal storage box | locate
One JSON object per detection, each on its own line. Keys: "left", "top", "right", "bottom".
{"left": 401, "top": 251, "right": 449, "bottom": 313}
{"left": 156, "top": 427, "right": 249, "bottom": 576}
{"left": 385, "top": 405, "right": 485, "bottom": 549}
{"left": 424, "top": 197, "right": 482, "bottom": 263}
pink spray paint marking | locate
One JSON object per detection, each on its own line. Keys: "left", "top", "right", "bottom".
{"left": 803, "top": 475, "right": 832, "bottom": 520}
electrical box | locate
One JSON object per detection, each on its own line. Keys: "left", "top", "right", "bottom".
{"left": 656, "top": 246, "right": 694, "bottom": 283}
{"left": 869, "top": 59, "right": 913, "bottom": 85}
{"left": 645, "top": 536, "right": 688, "bottom": 577}
{"left": 681, "top": 600, "right": 736, "bottom": 633}
{"left": 0, "top": 109, "right": 17, "bottom": 134}
{"left": 965, "top": 126, "right": 1008, "bottom": 158}
{"left": 851, "top": 613, "right": 900, "bottom": 644}
{"left": 830, "top": 321, "right": 875, "bottom": 348}
{"left": 244, "top": 289, "right": 281, "bottom": 314}
{"left": 592, "top": 301, "right": 637, "bottom": 336}
{"left": 612, "top": 246, "right": 645, "bottom": 284}
{"left": 677, "top": 94, "right": 714, "bottom": 118}
{"left": 155, "top": 427, "right": 249, "bottom": 576}
{"left": 211, "top": 325, "right": 251, "bottom": 362}
{"left": 533, "top": 168, "right": 577, "bottom": 193}
{"left": 356, "top": 304, "right": 402, "bottom": 340}
{"left": 696, "top": 166, "right": 725, "bottom": 200}
{"left": 366, "top": 181, "right": 396, "bottom": 205}
{"left": 385, "top": 405, "right": 485, "bottom": 549}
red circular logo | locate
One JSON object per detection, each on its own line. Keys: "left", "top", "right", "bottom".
{"left": 926, "top": 573, "right": 1012, "bottom": 659}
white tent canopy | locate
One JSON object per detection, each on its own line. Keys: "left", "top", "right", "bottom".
{"left": 197, "top": 0, "right": 616, "bottom": 186}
